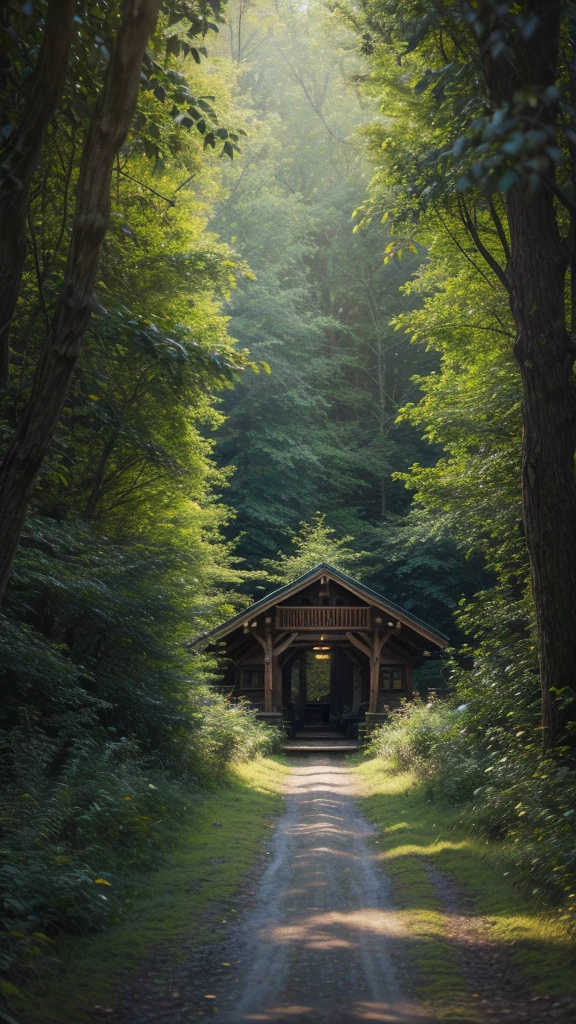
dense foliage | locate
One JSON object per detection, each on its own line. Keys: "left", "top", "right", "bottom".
{"left": 369, "top": 684, "right": 576, "bottom": 926}
{"left": 208, "top": 0, "right": 479, "bottom": 633}
{"left": 2, "top": 0, "right": 576, "bottom": 1001}
{"left": 0, "top": 5, "right": 275, "bottom": 995}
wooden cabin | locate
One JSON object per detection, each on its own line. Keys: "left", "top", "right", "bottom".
{"left": 191, "top": 563, "right": 448, "bottom": 729}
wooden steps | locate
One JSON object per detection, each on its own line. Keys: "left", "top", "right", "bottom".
{"left": 282, "top": 731, "right": 360, "bottom": 755}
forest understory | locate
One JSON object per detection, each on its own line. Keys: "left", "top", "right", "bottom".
{"left": 1, "top": 0, "right": 576, "bottom": 1019}
{"left": 7, "top": 754, "right": 576, "bottom": 1024}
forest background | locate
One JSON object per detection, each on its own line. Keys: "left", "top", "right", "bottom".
{"left": 1, "top": 0, "right": 575, "bottom": 999}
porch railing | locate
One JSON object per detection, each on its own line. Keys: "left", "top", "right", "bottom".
{"left": 275, "top": 606, "right": 370, "bottom": 630}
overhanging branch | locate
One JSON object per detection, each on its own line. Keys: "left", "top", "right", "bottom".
{"left": 457, "top": 194, "right": 511, "bottom": 293}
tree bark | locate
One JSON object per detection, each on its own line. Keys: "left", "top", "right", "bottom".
{"left": 0, "top": 0, "right": 163, "bottom": 604}
{"left": 479, "top": 1, "right": 576, "bottom": 747}
{"left": 0, "top": 0, "right": 76, "bottom": 385}
{"left": 508, "top": 187, "right": 576, "bottom": 748}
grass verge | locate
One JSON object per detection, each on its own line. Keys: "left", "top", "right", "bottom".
{"left": 353, "top": 755, "right": 576, "bottom": 1021}
{"left": 10, "top": 756, "right": 289, "bottom": 1024}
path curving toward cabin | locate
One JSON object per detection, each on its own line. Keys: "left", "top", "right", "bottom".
{"left": 217, "top": 756, "right": 431, "bottom": 1024}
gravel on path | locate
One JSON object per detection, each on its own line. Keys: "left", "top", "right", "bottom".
{"left": 217, "top": 755, "right": 434, "bottom": 1024}
{"left": 109, "top": 756, "right": 559, "bottom": 1024}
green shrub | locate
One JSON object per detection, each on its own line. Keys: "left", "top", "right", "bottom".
{"left": 370, "top": 694, "right": 576, "bottom": 925}
{"left": 368, "top": 698, "right": 484, "bottom": 804}
{"left": 188, "top": 695, "right": 282, "bottom": 783}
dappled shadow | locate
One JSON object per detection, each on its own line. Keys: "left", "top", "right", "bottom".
{"left": 218, "top": 758, "right": 437, "bottom": 1023}
{"left": 100, "top": 756, "right": 572, "bottom": 1024}
{"left": 217, "top": 757, "right": 569, "bottom": 1024}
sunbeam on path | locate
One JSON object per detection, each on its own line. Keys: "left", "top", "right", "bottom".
{"left": 218, "top": 757, "right": 435, "bottom": 1024}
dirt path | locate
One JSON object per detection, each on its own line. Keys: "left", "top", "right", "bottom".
{"left": 108, "top": 756, "right": 562, "bottom": 1024}
{"left": 216, "top": 756, "right": 433, "bottom": 1024}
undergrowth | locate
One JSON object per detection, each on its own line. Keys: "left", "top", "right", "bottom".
{"left": 368, "top": 695, "right": 576, "bottom": 929}
{"left": 0, "top": 697, "right": 280, "bottom": 998}
{"left": 6, "top": 756, "right": 288, "bottom": 1024}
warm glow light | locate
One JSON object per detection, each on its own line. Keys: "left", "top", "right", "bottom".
{"left": 312, "top": 646, "right": 331, "bottom": 651}
{"left": 315, "top": 654, "right": 330, "bottom": 660}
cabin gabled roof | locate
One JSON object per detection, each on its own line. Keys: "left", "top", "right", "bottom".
{"left": 190, "top": 562, "right": 448, "bottom": 649}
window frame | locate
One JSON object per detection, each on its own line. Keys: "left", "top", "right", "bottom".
{"left": 240, "top": 667, "right": 265, "bottom": 691}
{"left": 379, "top": 666, "right": 405, "bottom": 693}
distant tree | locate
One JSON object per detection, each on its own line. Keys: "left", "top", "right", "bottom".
{"left": 263, "top": 513, "right": 368, "bottom": 583}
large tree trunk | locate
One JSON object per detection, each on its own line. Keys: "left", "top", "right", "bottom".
{"left": 0, "top": 0, "right": 76, "bottom": 385}
{"left": 480, "top": 1, "right": 576, "bottom": 747}
{"left": 508, "top": 188, "right": 576, "bottom": 748}
{"left": 0, "top": 0, "right": 163, "bottom": 604}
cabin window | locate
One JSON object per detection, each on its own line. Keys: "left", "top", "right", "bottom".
{"left": 379, "top": 667, "right": 404, "bottom": 692}
{"left": 241, "top": 668, "right": 264, "bottom": 690}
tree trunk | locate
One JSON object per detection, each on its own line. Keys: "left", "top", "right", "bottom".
{"left": 0, "top": 0, "right": 163, "bottom": 604}
{"left": 479, "top": 1, "right": 576, "bottom": 746}
{"left": 507, "top": 186, "right": 576, "bottom": 748}
{"left": 0, "top": 0, "right": 76, "bottom": 385}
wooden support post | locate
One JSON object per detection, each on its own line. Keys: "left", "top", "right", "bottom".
{"left": 347, "top": 629, "right": 392, "bottom": 713}
{"left": 369, "top": 633, "right": 380, "bottom": 715}
{"left": 269, "top": 654, "right": 277, "bottom": 712}
{"left": 369, "top": 630, "right": 389, "bottom": 713}
{"left": 253, "top": 632, "right": 273, "bottom": 711}
{"left": 271, "top": 632, "right": 298, "bottom": 711}
{"left": 253, "top": 630, "right": 298, "bottom": 712}
{"left": 264, "top": 635, "right": 273, "bottom": 712}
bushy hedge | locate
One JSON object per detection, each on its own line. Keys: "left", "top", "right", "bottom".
{"left": 188, "top": 697, "right": 280, "bottom": 781}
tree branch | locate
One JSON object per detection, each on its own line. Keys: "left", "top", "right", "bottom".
{"left": 274, "top": 44, "right": 349, "bottom": 145}
{"left": 434, "top": 207, "right": 497, "bottom": 290}
{"left": 457, "top": 195, "right": 511, "bottom": 292}
{"left": 0, "top": 0, "right": 76, "bottom": 385}
{"left": 487, "top": 195, "right": 510, "bottom": 262}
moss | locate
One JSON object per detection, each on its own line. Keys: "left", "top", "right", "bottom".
{"left": 354, "top": 756, "right": 576, "bottom": 1019}
{"left": 13, "top": 757, "right": 289, "bottom": 1024}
